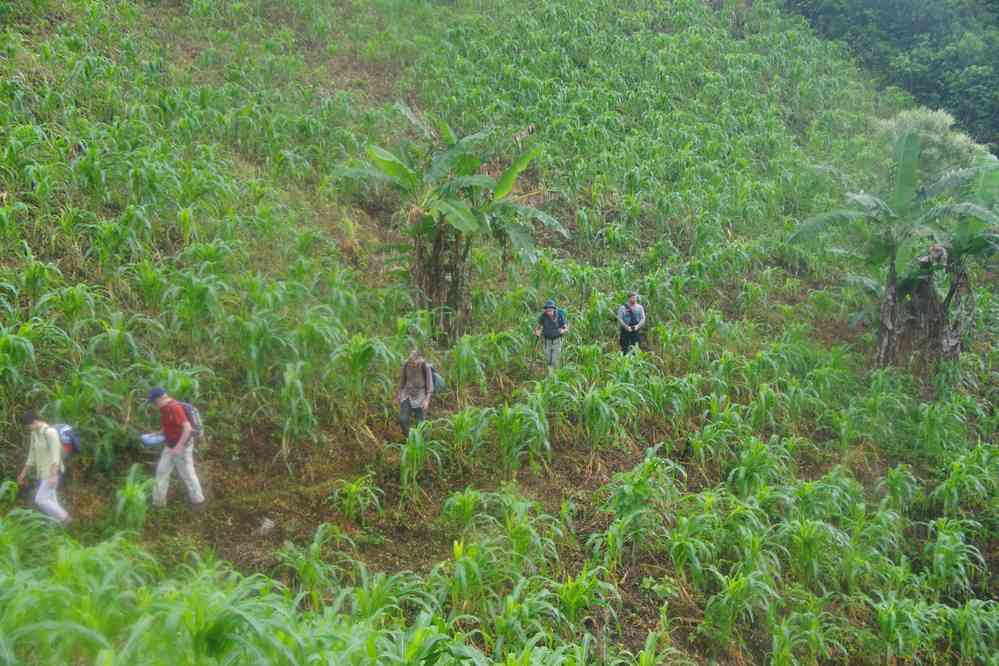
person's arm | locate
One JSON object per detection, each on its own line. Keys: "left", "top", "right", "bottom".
{"left": 422, "top": 364, "right": 433, "bottom": 408}
{"left": 17, "top": 442, "right": 33, "bottom": 485}
{"left": 397, "top": 366, "right": 406, "bottom": 401}
{"left": 534, "top": 315, "right": 542, "bottom": 337}
{"left": 636, "top": 306, "right": 646, "bottom": 330}
{"left": 559, "top": 314, "right": 569, "bottom": 335}
{"left": 617, "top": 306, "right": 629, "bottom": 329}
{"left": 175, "top": 420, "right": 194, "bottom": 451}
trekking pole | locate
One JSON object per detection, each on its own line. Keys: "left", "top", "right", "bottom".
{"left": 533, "top": 332, "right": 542, "bottom": 374}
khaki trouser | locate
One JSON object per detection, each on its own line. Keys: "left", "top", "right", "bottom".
{"left": 154, "top": 444, "right": 205, "bottom": 506}
{"left": 543, "top": 336, "right": 563, "bottom": 372}
{"left": 35, "top": 477, "right": 69, "bottom": 523}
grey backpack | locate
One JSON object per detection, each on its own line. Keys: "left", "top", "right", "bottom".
{"left": 177, "top": 401, "right": 204, "bottom": 438}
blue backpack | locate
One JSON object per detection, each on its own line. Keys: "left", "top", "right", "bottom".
{"left": 53, "top": 424, "right": 81, "bottom": 457}
{"left": 424, "top": 363, "right": 446, "bottom": 393}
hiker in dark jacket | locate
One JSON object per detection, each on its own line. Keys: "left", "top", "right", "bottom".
{"left": 617, "top": 291, "right": 646, "bottom": 353}
{"left": 397, "top": 350, "right": 434, "bottom": 435}
{"left": 533, "top": 299, "right": 568, "bottom": 373}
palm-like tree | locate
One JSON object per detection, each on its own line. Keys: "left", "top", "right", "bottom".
{"left": 342, "top": 107, "right": 566, "bottom": 340}
{"left": 792, "top": 129, "right": 998, "bottom": 366}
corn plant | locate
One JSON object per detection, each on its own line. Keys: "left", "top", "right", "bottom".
{"left": 328, "top": 472, "right": 383, "bottom": 527}
{"left": 279, "top": 360, "right": 318, "bottom": 462}
{"left": 665, "top": 514, "right": 718, "bottom": 592}
{"left": 554, "top": 563, "right": 618, "bottom": 627}
{"left": 770, "top": 603, "right": 846, "bottom": 666}
{"left": 227, "top": 309, "right": 293, "bottom": 389}
{"left": 0, "top": 322, "right": 37, "bottom": 389}
{"left": 440, "top": 487, "right": 487, "bottom": 534}
{"left": 930, "top": 445, "right": 995, "bottom": 515}
{"left": 727, "top": 436, "right": 789, "bottom": 497}
{"left": 162, "top": 269, "right": 227, "bottom": 338}
{"left": 328, "top": 334, "right": 396, "bottom": 417}
{"left": 491, "top": 403, "right": 550, "bottom": 478}
{"left": 114, "top": 464, "right": 154, "bottom": 530}
{"left": 944, "top": 599, "right": 999, "bottom": 663}
{"left": 498, "top": 503, "right": 562, "bottom": 577}
{"left": 871, "top": 592, "right": 944, "bottom": 662}
{"left": 347, "top": 560, "right": 435, "bottom": 625}
{"left": 925, "top": 518, "right": 985, "bottom": 596}
{"left": 445, "top": 406, "right": 493, "bottom": 470}
{"left": 701, "top": 567, "right": 779, "bottom": 647}
{"left": 878, "top": 463, "right": 922, "bottom": 513}
{"left": 588, "top": 509, "right": 661, "bottom": 576}
{"left": 601, "top": 447, "right": 685, "bottom": 520}
{"left": 778, "top": 519, "right": 849, "bottom": 592}
{"left": 275, "top": 523, "right": 349, "bottom": 611}
{"left": 449, "top": 335, "right": 486, "bottom": 402}
{"left": 393, "top": 422, "right": 445, "bottom": 506}
{"left": 574, "top": 380, "right": 643, "bottom": 450}
{"left": 0, "top": 480, "right": 18, "bottom": 511}
{"left": 489, "top": 580, "right": 562, "bottom": 659}
{"left": 434, "top": 537, "right": 509, "bottom": 615}
{"left": 85, "top": 311, "right": 162, "bottom": 367}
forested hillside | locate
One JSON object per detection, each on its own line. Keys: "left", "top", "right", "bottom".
{"left": 785, "top": 0, "right": 999, "bottom": 147}
{"left": 1, "top": 0, "right": 997, "bottom": 664}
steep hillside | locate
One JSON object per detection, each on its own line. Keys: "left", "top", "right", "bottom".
{"left": 1, "top": 0, "right": 997, "bottom": 664}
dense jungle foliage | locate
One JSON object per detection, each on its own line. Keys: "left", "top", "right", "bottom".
{"left": 785, "top": 0, "right": 999, "bottom": 148}
{"left": 1, "top": 0, "right": 997, "bottom": 664}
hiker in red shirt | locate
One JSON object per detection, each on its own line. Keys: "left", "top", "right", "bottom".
{"left": 148, "top": 387, "right": 205, "bottom": 508}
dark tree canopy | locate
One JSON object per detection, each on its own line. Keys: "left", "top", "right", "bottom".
{"left": 785, "top": 0, "right": 999, "bottom": 149}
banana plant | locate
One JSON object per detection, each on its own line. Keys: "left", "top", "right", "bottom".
{"left": 792, "top": 130, "right": 999, "bottom": 366}
{"left": 340, "top": 107, "right": 567, "bottom": 340}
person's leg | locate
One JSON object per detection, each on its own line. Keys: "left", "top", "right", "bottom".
{"left": 399, "top": 399, "right": 412, "bottom": 435}
{"left": 623, "top": 330, "right": 639, "bottom": 353}
{"left": 550, "top": 337, "right": 563, "bottom": 369}
{"left": 543, "top": 338, "right": 555, "bottom": 372}
{"left": 412, "top": 405, "right": 424, "bottom": 428}
{"left": 176, "top": 445, "right": 205, "bottom": 505}
{"left": 620, "top": 330, "right": 629, "bottom": 353}
{"left": 153, "top": 447, "right": 176, "bottom": 506}
{"left": 34, "top": 479, "right": 69, "bottom": 523}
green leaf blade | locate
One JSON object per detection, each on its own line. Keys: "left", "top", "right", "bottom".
{"left": 493, "top": 144, "right": 541, "bottom": 201}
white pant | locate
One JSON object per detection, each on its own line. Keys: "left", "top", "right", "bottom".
{"left": 154, "top": 445, "right": 205, "bottom": 506}
{"left": 35, "top": 478, "right": 69, "bottom": 524}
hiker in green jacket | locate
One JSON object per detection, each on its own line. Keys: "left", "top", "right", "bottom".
{"left": 534, "top": 299, "right": 568, "bottom": 373}
{"left": 16, "top": 410, "right": 70, "bottom": 525}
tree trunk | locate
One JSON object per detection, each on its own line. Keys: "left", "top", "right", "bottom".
{"left": 413, "top": 220, "right": 471, "bottom": 343}
{"left": 875, "top": 261, "right": 901, "bottom": 367}
{"left": 899, "top": 268, "right": 945, "bottom": 367}
{"left": 941, "top": 269, "right": 973, "bottom": 360}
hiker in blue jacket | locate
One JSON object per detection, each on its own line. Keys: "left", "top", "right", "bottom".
{"left": 534, "top": 299, "right": 568, "bottom": 373}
